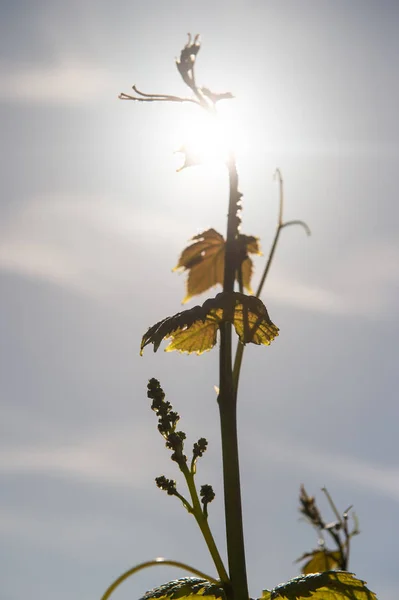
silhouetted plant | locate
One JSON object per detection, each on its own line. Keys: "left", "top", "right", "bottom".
{"left": 296, "top": 485, "right": 360, "bottom": 574}
{"left": 101, "top": 35, "right": 378, "bottom": 600}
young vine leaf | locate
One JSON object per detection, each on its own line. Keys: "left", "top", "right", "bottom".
{"left": 174, "top": 229, "right": 261, "bottom": 303}
{"left": 260, "top": 572, "right": 377, "bottom": 600}
{"left": 140, "top": 577, "right": 225, "bottom": 600}
{"left": 176, "top": 146, "right": 204, "bottom": 172}
{"left": 238, "top": 233, "right": 262, "bottom": 293}
{"left": 295, "top": 550, "right": 340, "bottom": 575}
{"left": 140, "top": 291, "right": 278, "bottom": 355}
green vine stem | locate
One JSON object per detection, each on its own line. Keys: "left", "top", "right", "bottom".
{"left": 101, "top": 558, "right": 220, "bottom": 600}
{"left": 179, "top": 461, "right": 230, "bottom": 585}
{"left": 233, "top": 169, "right": 310, "bottom": 392}
{"left": 217, "top": 153, "right": 249, "bottom": 600}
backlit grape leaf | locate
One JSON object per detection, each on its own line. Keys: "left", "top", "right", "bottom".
{"left": 238, "top": 234, "right": 262, "bottom": 294}
{"left": 262, "top": 571, "right": 377, "bottom": 600}
{"left": 174, "top": 229, "right": 224, "bottom": 301}
{"left": 140, "top": 291, "right": 279, "bottom": 355}
{"left": 140, "top": 577, "right": 225, "bottom": 600}
{"left": 165, "top": 313, "right": 219, "bottom": 354}
{"left": 296, "top": 550, "right": 340, "bottom": 575}
{"left": 174, "top": 229, "right": 261, "bottom": 303}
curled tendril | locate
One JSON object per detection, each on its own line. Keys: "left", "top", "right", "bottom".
{"left": 101, "top": 558, "right": 220, "bottom": 600}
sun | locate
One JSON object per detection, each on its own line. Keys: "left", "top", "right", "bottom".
{"left": 174, "top": 104, "right": 237, "bottom": 170}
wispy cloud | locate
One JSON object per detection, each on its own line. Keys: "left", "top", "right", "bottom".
{"left": 255, "top": 435, "right": 399, "bottom": 502}
{"left": 0, "top": 240, "right": 93, "bottom": 294}
{"left": 267, "top": 277, "right": 347, "bottom": 315}
{"left": 266, "top": 239, "right": 399, "bottom": 318}
{"left": 0, "top": 194, "right": 187, "bottom": 297}
{"left": 0, "top": 61, "right": 112, "bottom": 104}
{"left": 0, "top": 425, "right": 162, "bottom": 488}
{"left": 2, "top": 422, "right": 399, "bottom": 503}
{"left": 3, "top": 193, "right": 398, "bottom": 316}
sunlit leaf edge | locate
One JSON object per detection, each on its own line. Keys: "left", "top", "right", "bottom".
{"left": 140, "top": 292, "right": 279, "bottom": 355}
{"left": 139, "top": 577, "right": 226, "bottom": 600}
{"left": 266, "top": 571, "right": 377, "bottom": 600}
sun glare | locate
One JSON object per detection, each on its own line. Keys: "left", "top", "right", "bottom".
{"left": 174, "top": 105, "right": 239, "bottom": 170}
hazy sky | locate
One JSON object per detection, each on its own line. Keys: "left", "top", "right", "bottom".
{"left": 1, "top": 1, "right": 399, "bottom": 599}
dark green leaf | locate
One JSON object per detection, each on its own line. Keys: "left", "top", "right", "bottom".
{"left": 140, "top": 577, "right": 225, "bottom": 600}
{"left": 267, "top": 571, "right": 377, "bottom": 600}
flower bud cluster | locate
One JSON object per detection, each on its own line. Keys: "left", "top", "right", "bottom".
{"left": 147, "top": 378, "right": 187, "bottom": 468}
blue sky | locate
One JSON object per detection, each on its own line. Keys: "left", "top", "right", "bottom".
{"left": 1, "top": 1, "right": 399, "bottom": 599}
